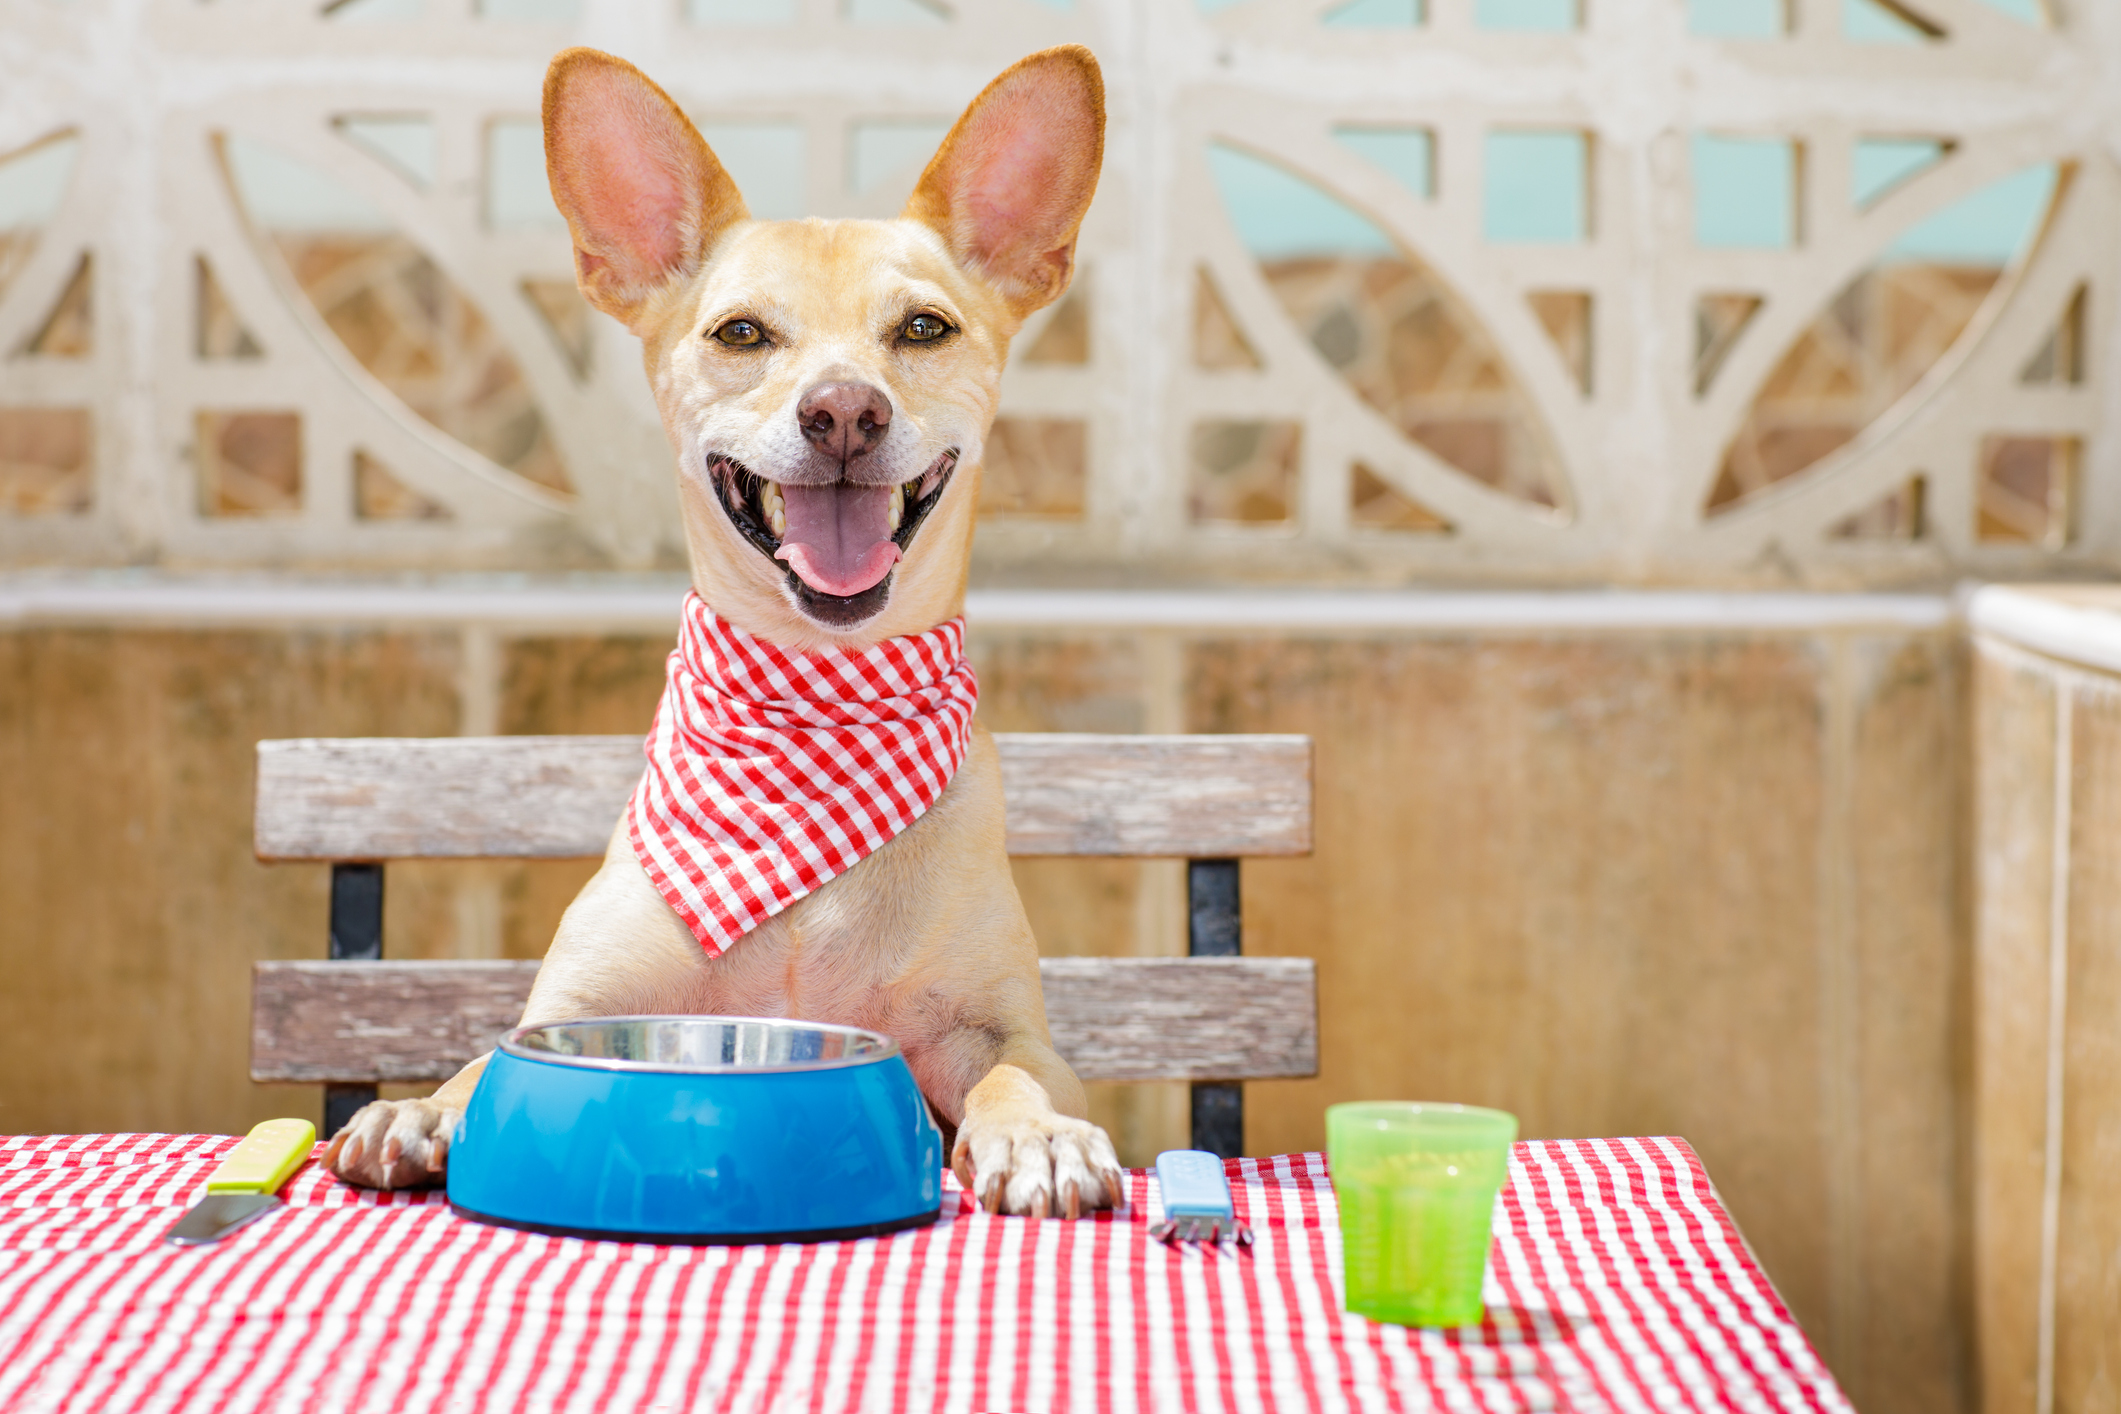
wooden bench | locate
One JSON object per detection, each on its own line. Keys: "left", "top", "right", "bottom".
{"left": 251, "top": 733, "right": 1316, "bottom": 1157}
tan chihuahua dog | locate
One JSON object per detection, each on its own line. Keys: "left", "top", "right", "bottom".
{"left": 322, "top": 44, "right": 1125, "bottom": 1220}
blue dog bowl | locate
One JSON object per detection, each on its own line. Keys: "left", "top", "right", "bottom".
{"left": 447, "top": 1016, "right": 943, "bottom": 1244}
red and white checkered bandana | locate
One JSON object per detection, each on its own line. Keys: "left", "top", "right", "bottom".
{"left": 627, "top": 592, "right": 979, "bottom": 956}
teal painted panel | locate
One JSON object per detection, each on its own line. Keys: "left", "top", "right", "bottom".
{"left": 0, "top": 136, "right": 81, "bottom": 229}
{"left": 1207, "top": 144, "right": 1396, "bottom": 259}
{"left": 224, "top": 135, "right": 394, "bottom": 232}
{"left": 325, "top": 0, "right": 424, "bottom": 20}
{"left": 1844, "top": 0, "right": 1932, "bottom": 42}
{"left": 337, "top": 117, "right": 436, "bottom": 190}
{"left": 1852, "top": 138, "right": 1946, "bottom": 209}
{"left": 1692, "top": 135, "right": 1796, "bottom": 249}
{"left": 1323, "top": 0, "right": 1422, "bottom": 25}
{"left": 1483, "top": 131, "right": 1586, "bottom": 244}
{"left": 1687, "top": 0, "right": 1783, "bottom": 36}
{"left": 486, "top": 121, "right": 567, "bottom": 230}
{"left": 686, "top": 0, "right": 797, "bottom": 21}
{"left": 1474, "top": 0, "right": 1574, "bottom": 28}
{"left": 700, "top": 124, "right": 807, "bottom": 220}
{"left": 846, "top": 0, "right": 946, "bottom": 23}
{"left": 1883, "top": 164, "right": 2054, "bottom": 266}
{"left": 1334, "top": 128, "right": 1434, "bottom": 199}
{"left": 850, "top": 121, "right": 952, "bottom": 195}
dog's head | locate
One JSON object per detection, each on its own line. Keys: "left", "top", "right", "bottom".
{"left": 543, "top": 46, "right": 1103, "bottom": 647}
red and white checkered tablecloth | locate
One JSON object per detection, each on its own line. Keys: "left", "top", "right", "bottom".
{"left": 0, "top": 1133, "right": 1850, "bottom": 1413}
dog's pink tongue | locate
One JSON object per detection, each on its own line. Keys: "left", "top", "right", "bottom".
{"left": 774, "top": 483, "right": 901, "bottom": 597}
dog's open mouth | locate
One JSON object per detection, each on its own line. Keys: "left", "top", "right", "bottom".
{"left": 710, "top": 451, "right": 957, "bottom": 618}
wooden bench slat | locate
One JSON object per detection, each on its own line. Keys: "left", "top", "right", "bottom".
{"left": 251, "top": 957, "right": 1319, "bottom": 1085}
{"left": 255, "top": 738, "right": 640, "bottom": 863}
{"left": 995, "top": 736, "right": 1311, "bottom": 859}
{"left": 1035, "top": 956, "right": 1319, "bottom": 1082}
{"left": 252, "top": 960, "right": 539, "bottom": 1086}
{"left": 254, "top": 734, "right": 1311, "bottom": 861}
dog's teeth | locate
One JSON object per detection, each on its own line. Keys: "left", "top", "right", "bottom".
{"left": 889, "top": 483, "right": 904, "bottom": 532}
{"left": 762, "top": 481, "right": 786, "bottom": 538}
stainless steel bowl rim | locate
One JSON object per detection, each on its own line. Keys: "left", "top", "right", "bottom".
{"left": 497, "top": 1015, "right": 903, "bottom": 1074}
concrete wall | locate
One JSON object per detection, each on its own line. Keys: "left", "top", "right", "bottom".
{"left": 0, "top": 589, "right": 1968, "bottom": 1414}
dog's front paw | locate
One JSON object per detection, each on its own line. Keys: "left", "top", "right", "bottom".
{"left": 322, "top": 1098, "right": 457, "bottom": 1190}
{"left": 952, "top": 1110, "right": 1126, "bottom": 1219}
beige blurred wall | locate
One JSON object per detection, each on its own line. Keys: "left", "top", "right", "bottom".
{"left": 0, "top": 602, "right": 1965, "bottom": 1414}
{"left": 1969, "top": 587, "right": 2121, "bottom": 1414}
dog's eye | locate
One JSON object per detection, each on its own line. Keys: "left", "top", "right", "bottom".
{"left": 713, "top": 319, "right": 765, "bottom": 347}
{"left": 902, "top": 313, "right": 952, "bottom": 343}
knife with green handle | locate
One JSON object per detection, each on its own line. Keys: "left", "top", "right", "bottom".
{"left": 164, "top": 1118, "right": 317, "bottom": 1246}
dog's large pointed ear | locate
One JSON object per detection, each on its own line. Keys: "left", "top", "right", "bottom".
{"left": 543, "top": 48, "right": 747, "bottom": 330}
{"left": 903, "top": 46, "right": 1104, "bottom": 318}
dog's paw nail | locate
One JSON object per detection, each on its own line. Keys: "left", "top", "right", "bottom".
{"left": 1064, "top": 1181, "right": 1081, "bottom": 1220}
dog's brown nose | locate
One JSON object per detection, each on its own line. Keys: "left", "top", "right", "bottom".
{"left": 797, "top": 382, "right": 892, "bottom": 462}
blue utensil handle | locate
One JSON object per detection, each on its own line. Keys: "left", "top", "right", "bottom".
{"left": 1157, "top": 1150, "right": 1232, "bottom": 1217}
{"left": 1152, "top": 1150, "right": 1253, "bottom": 1246}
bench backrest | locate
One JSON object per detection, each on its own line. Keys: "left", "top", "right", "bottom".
{"left": 255, "top": 734, "right": 1313, "bottom": 861}
{"left": 252, "top": 732, "right": 1317, "bottom": 1156}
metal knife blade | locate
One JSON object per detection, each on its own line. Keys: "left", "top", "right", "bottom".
{"left": 164, "top": 1117, "right": 316, "bottom": 1247}
{"left": 166, "top": 1192, "right": 284, "bottom": 1246}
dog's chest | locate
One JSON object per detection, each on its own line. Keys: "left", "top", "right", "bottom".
{"left": 678, "top": 868, "right": 924, "bottom": 1017}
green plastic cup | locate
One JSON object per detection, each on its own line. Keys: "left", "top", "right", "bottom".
{"left": 1326, "top": 1102, "right": 1518, "bottom": 1326}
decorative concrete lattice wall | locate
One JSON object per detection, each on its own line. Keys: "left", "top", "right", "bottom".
{"left": 0, "top": 0, "right": 2110, "bottom": 584}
